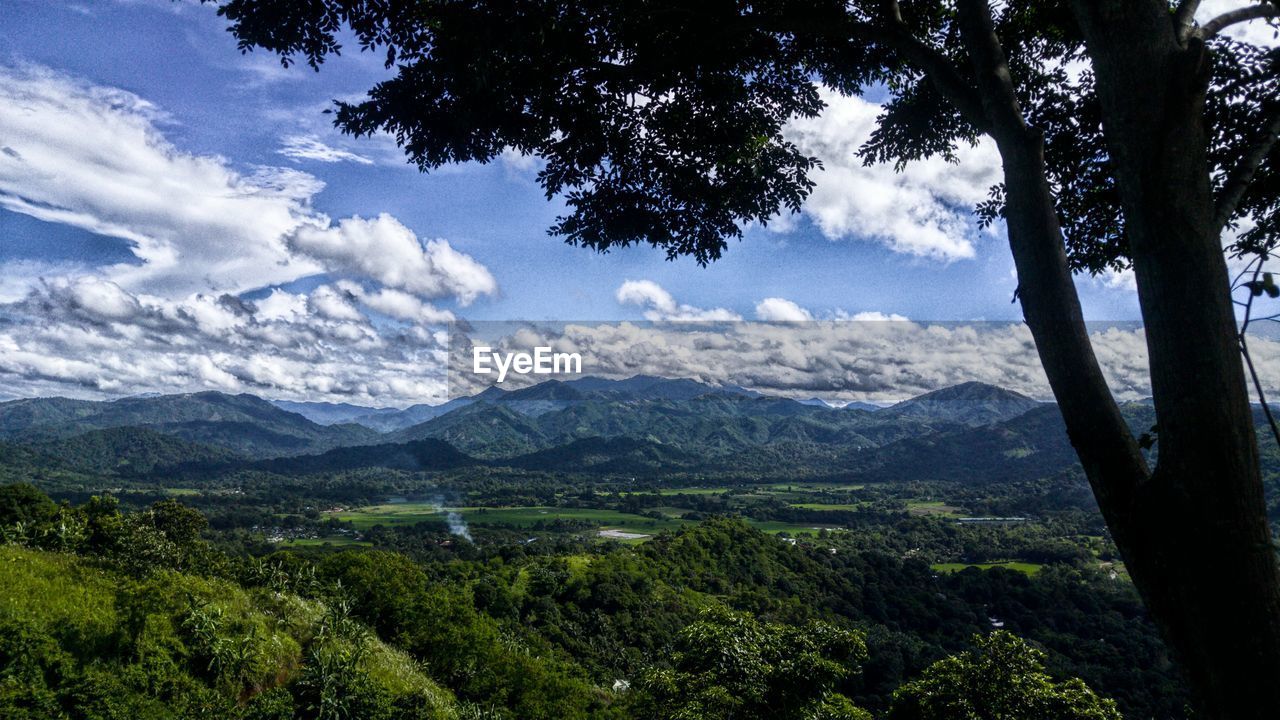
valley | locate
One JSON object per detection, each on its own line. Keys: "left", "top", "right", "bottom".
{"left": 1, "top": 374, "right": 1257, "bottom": 718}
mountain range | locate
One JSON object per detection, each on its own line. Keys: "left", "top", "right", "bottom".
{"left": 0, "top": 376, "right": 1189, "bottom": 485}
{"left": 0, "top": 376, "right": 1050, "bottom": 478}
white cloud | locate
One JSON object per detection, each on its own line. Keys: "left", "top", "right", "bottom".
{"left": 754, "top": 297, "right": 813, "bottom": 322}
{"left": 845, "top": 311, "right": 911, "bottom": 322}
{"left": 781, "top": 88, "right": 1000, "bottom": 261}
{"left": 307, "top": 284, "right": 365, "bottom": 322}
{"left": 290, "top": 214, "right": 497, "bottom": 305}
{"left": 0, "top": 279, "right": 452, "bottom": 405}
{"left": 0, "top": 65, "right": 499, "bottom": 405}
{"left": 278, "top": 134, "right": 374, "bottom": 165}
{"left": 0, "top": 64, "right": 325, "bottom": 296}
{"left": 615, "top": 280, "right": 742, "bottom": 321}
{"left": 447, "top": 318, "right": 1221, "bottom": 405}
{"left": 335, "top": 280, "right": 456, "bottom": 324}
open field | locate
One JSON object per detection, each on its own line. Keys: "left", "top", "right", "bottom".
{"left": 745, "top": 520, "right": 847, "bottom": 536}
{"left": 907, "top": 500, "right": 965, "bottom": 517}
{"left": 931, "top": 561, "right": 1043, "bottom": 575}
{"left": 789, "top": 502, "right": 868, "bottom": 511}
{"left": 329, "top": 502, "right": 688, "bottom": 535}
{"left": 280, "top": 536, "right": 371, "bottom": 548}
{"left": 764, "top": 482, "right": 866, "bottom": 492}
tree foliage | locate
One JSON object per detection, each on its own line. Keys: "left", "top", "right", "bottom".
{"left": 888, "top": 631, "right": 1122, "bottom": 720}
{"left": 632, "top": 607, "right": 871, "bottom": 720}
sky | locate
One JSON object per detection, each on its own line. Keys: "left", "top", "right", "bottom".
{"left": 0, "top": 0, "right": 1272, "bottom": 406}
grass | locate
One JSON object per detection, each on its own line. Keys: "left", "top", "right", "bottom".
{"left": 745, "top": 520, "right": 847, "bottom": 536}
{"left": 645, "top": 505, "right": 695, "bottom": 518}
{"left": 931, "top": 561, "right": 1043, "bottom": 576}
{"left": 789, "top": 502, "right": 868, "bottom": 511}
{"left": 764, "top": 482, "right": 865, "bottom": 492}
{"left": 907, "top": 500, "right": 965, "bottom": 517}
{"left": 279, "top": 536, "right": 371, "bottom": 548}
{"left": 620, "top": 487, "right": 731, "bottom": 496}
{"left": 331, "top": 503, "right": 689, "bottom": 535}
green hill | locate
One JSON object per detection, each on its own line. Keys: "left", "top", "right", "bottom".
{"left": 0, "top": 544, "right": 458, "bottom": 719}
{"left": 0, "top": 393, "right": 379, "bottom": 459}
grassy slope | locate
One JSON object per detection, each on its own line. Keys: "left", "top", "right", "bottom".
{"left": 0, "top": 545, "right": 457, "bottom": 718}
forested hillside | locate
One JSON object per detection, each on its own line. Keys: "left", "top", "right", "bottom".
{"left": 0, "top": 487, "right": 1138, "bottom": 719}
{"left": 2, "top": 377, "right": 1258, "bottom": 717}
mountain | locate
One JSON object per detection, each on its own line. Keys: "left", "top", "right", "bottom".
{"left": 564, "top": 375, "right": 759, "bottom": 401}
{"left": 0, "top": 392, "right": 380, "bottom": 459}
{"left": 348, "top": 397, "right": 481, "bottom": 432}
{"left": 878, "top": 382, "right": 1043, "bottom": 426}
{"left": 842, "top": 401, "right": 883, "bottom": 412}
{"left": 250, "top": 438, "right": 476, "bottom": 475}
{"left": 393, "top": 387, "right": 915, "bottom": 462}
{"left": 392, "top": 403, "right": 549, "bottom": 458}
{"left": 269, "top": 399, "right": 400, "bottom": 426}
{"left": 0, "top": 379, "right": 1067, "bottom": 481}
{"left": 503, "top": 436, "right": 698, "bottom": 473}
{"left": 34, "top": 427, "right": 242, "bottom": 476}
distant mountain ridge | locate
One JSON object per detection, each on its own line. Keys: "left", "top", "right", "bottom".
{"left": 0, "top": 392, "right": 378, "bottom": 459}
{"left": 879, "top": 382, "right": 1042, "bottom": 426}
{"left": 0, "top": 378, "right": 1065, "bottom": 479}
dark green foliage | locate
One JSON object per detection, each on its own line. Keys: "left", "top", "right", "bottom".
{"left": 0, "top": 485, "right": 1170, "bottom": 718}
{"left": 0, "top": 482, "right": 57, "bottom": 527}
{"left": 631, "top": 607, "right": 871, "bottom": 720}
{"left": 888, "top": 631, "right": 1121, "bottom": 720}
{"left": 203, "top": 1, "right": 1280, "bottom": 275}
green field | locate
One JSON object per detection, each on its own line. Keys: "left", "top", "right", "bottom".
{"left": 621, "top": 487, "right": 732, "bottom": 496}
{"left": 907, "top": 500, "right": 965, "bottom": 517}
{"left": 279, "top": 535, "right": 371, "bottom": 548}
{"left": 789, "top": 502, "right": 867, "bottom": 511}
{"left": 745, "top": 520, "right": 847, "bottom": 536}
{"left": 764, "top": 482, "right": 865, "bottom": 492}
{"left": 330, "top": 503, "right": 688, "bottom": 535}
{"left": 931, "top": 561, "right": 1043, "bottom": 575}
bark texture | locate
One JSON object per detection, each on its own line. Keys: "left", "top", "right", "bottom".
{"left": 949, "top": 1, "right": 1280, "bottom": 715}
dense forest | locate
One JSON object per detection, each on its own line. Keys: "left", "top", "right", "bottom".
{"left": 0, "top": 377, "right": 1248, "bottom": 717}
{"left": 1, "top": 486, "right": 1140, "bottom": 719}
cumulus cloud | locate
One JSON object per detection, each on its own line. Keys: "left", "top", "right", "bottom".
{"left": 781, "top": 88, "right": 1001, "bottom": 261}
{"left": 334, "top": 280, "right": 456, "bottom": 324}
{"left": 844, "top": 311, "right": 911, "bottom": 322}
{"left": 754, "top": 297, "right": 813, "bottom": 322}
{"left": 446, "top": 318, "right": 1258, "bottom": 405}
{"left": 278, "top": 134, "right": 374, "bottom": 165}
{"left": 290, "top": 214, "right": 497, "bottom": 305}
{"left": 615, "top": 280, "right": 742, "bottom": 321}
{"left": 0, "top": 64, "right": 500, "bottom": 404}
{"left": 0, "top": 64, "right": 325, "bottom": 296}
{"left": 0, "top": 278, "right": 450, "bottom": 405}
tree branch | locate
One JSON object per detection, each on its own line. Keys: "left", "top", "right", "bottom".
{"left": 853, "top": 3, "right": 992, "bottom": 134}
{"left": 1196, "top": 2, "right": 1279, "bottom": 40}
{"left": 1174, "top": 0, "right": 1204, "bottom": 43}
{"left": 955, "top": 0, "right": 1030, "bottom": 140}
{"left": 1214, "top": 105, "right": 1280, "bottom": 233}
{"left": 1236, "top": 258, "right": 1280, "bottom": 449}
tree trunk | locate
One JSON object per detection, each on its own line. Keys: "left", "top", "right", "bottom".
{"left": 1068, "top": 3, "right": 1280, "bottom": 716}
{"left": 954, "top": 1, "right": 1280, "bottom": 715}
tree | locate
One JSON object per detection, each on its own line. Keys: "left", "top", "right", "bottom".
{"left": 202, "top": 1, "right": 1280, "bottom": 714}
{"left": 888, "top": 631, "right": 1120, "bottom": 720}
{"left": 632, "top": 607, "right": 871, "bottom": 720}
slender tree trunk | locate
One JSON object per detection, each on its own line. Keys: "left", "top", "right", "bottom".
{"left": 952, "top": 1, "right": 1280, "bottom": 715}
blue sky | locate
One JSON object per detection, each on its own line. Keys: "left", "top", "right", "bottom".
{"left": 0, "top": 0, "right": 1174, "bottom": 405}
